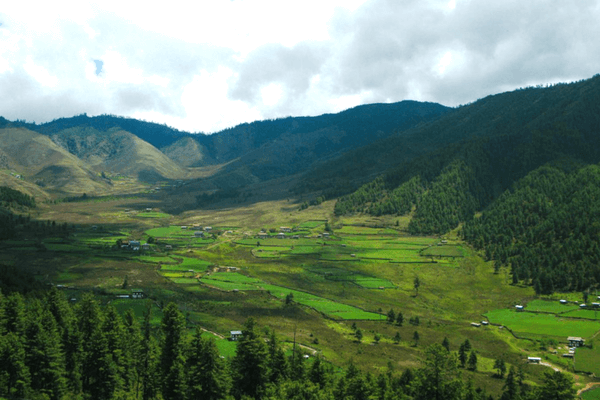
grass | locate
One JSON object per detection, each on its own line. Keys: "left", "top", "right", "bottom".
{"left": 562, "top": 309, "right": 600, "bottom": 320}
{"left": 109, "top": 298, "right": 164, "bottom": 326}
{"left": 485, "top": 309, "right": 600, "bottom": 340}
{"left": 524, "top": 300, "right": 580, "bottom": 314}
{"left": 575, "top": 345, "right": 600, "bottom": 375}
{"left": 135, "top": 212, "right": 171, "bottom": 218}
{"left": 581, "top": 386, "right": 600, "bottom": 400}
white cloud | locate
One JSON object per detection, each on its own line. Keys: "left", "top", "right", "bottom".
{"left": 0, "top": 0, "right": 599, "bottom": 132}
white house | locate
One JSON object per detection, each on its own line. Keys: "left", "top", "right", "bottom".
{"left": 194, "top": 231, "right": 204, "bottom": 238}
{"left": 230, "top": 330, "right": 243, "bottom": 341}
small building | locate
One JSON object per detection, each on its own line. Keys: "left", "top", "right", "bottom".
{"left": 194, "top": 231, "right": 204, "bottom": 238}
{"left": 292, "top": 235, "right": 300, "bottom": 239}
{"left": 322, "top": 232, "right": 330, "bottom": 238}
{"left": 567, "top": 337, "right": 585, "bottom": 347}
{"left": 441, "top": 239, "right": 448, "bottom": 244}
{"left": 592, "top": 302, "right": 600, "bottom": 308}
{"left": 204, "top": 226, "right": 212, "bottom": 232}
{"left": 230, "top": 331, "right": 243, "bottom": 341}
{"left": 350, "top": 254, "right": 356, "bottom": 257}
{"left": 580, "top": 304, "right": 587, "bottom": 308}
{"left": 146, "top": 208, "right": 153, "bottom": 211}
{"left": 181, "top": 226, "right": 188, "bottom": 230}
{"left": 562, "top": 353, "right": 574, "bottom": 358}
{"left": 227, "top": 267, "right": 238, "bottom": 272}
{"left": 481, "top": 320, "right": 489, "bottom": 325}
{"left": 129, "top": 240, "right": 141, "bottom": 249}
{"left": 165, "top": 245, "right": 173, "bottom": 250}
{"left": 528, "top": 357, "right": 541, "bottom": 364}
{"left": 258, "top": 232, "right": 268, "bottom": 239}
{"left": 471, "top": 322, "right": 481, "bottom": 327}
{"left": 277, "top": 233, "right": 286, "bottom": 239}
{"left": 142, "top": 243, "right": 150, "bottom": 250}
{"left": 280, "top": 227, "right": 292, "bottom": 233}
{"left": 116, "top": 294, "right": 130, "bottom": 299}
{"left": 515, "top": 305, "right": 524, "bottom": 311}
{"left": 560, "top": 299, "right": 568, "bottom": 304}
{"left": 131, "top": 290, "right": 145, "bottom": 299}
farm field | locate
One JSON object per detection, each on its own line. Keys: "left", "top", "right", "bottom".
{"left": 581, "top": 387, "right": 600, "bottom": 400}
{"left": 575, "top": 345, "right": 600, "bottom": 376}
{"left": 524, "top": 299, "right": 580, "bottom": 313}
{"left": 484, "top": 309, "right": 600, "bottom": 340}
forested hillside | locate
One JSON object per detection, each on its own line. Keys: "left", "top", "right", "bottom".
{"left": 303, "top": 74, "right": 600, "bottom": 198}
{"left": 333, "top": 74, "right": 600, "bottom": 295}
{"left": 463, "top": 164, "right": 600, "bottom": 294}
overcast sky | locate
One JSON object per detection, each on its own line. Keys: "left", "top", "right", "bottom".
{"left": 1, "top": 0, "right": 599, "bottom": 133}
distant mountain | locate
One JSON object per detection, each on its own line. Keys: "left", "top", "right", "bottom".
{"left": 0, "top": 101, "right": 450, "bottom": 196}
{"left": 182, "top": 101, "right": 451, "bottom": 194}
{"left": 332, "top": 74, "right": 600, "bottom": 232}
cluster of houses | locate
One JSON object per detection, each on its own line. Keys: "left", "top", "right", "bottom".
{"left": 256, "top": 227, "right": 331, "bottom": 240}
{"left": 120, "top": 240, "right": 151, "bottom": 251}
{"left": 115, "top": 289, "right": 146, "bottom": 299}
{"left": 528, "top": 336, "right": 586, "bottom": 363}
{"left": 181, "top": 225, "right": 212, "bottom": 238}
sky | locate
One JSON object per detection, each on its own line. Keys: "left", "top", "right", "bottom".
{"left": 1, "top": 0, "right": 599, "bottom": 134}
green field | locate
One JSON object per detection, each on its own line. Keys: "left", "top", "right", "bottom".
{"left": 581, "top": 386, "right": 600, "bottom": 400}
{"left": 135, "top": 211, "right": 171, "bottom": 218}
{"left": 575, "top": 346, "right": 600, "bottom": 376}
{"left": 485, "top": 309, "right": 600, "bottom": 340}
{"left": 524, "top": 300, "right": 580, "bottom": 313}
{"left": 562, "top": 308, "right": 600, "bottom": 320}
{"left": 298, "top": 220, "right": 327, "bottom": 229}
{"left": 421, "top": 245, "right": 466, "bottom": 257}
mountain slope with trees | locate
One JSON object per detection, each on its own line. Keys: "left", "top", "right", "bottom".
{"left": 333, "top": 74, "right": 600, "bottom": 294}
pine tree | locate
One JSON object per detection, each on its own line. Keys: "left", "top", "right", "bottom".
{"left": 267, "top": 330, "right": 288, "bottom": 383}
{"left": 0, "top": 331, "right": 31, "bottom": 398}
{"left": 231, "top": 317, "right": 269, "bottom": 399}
{"left": 467, "top": 350, "right": 478, "bottom": 371}
{"left": 187, "top": 327, "right": 230, "bottom": 400}
{"left": 160, "top": 302, "right": 187, "bottom": 400}
{"left": 387, "top": 308, "right": 396, "bottom": 324}
{"left": 494, "top": 358, "right": 506, "bottom": 378}
{"left": 396, "top": 312, "right": 404, "bottom": 326}
{"left": 441, "top": 337, "right": 450, "bottom": 351}
{"left": 24, "top": 305, "right": 68, "bottom": 400}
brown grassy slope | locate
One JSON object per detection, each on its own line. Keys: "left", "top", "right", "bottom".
{"left": 0, "top": 128, "right": 110, "bottom": 194}
{"left": 50, "top": 127, "right": 186, "bottom": 181}
{"left": 161, "top": 136, "right": 216, "bottom": 167}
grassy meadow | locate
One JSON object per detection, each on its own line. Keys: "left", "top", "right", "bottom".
{"left": 4, "top": 195, "right": 596, "bottom": 396}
